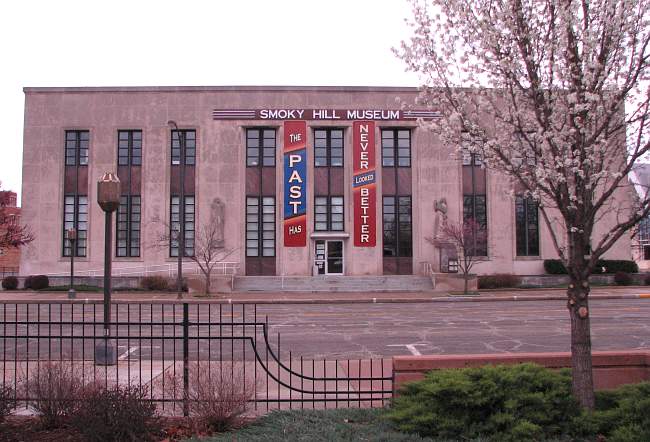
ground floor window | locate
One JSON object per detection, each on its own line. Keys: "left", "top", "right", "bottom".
{"left": 515, "top": 196, "right": 539, "bottom": 256}
{"left": 170, "top": 195, "right": 195, "bottom": 257}
{"left": 382, "top": 196, "right": 412, "bottom": 257}
{"left": 463, "top": 194, "right": 487, "bottom": 256}
{"left": 246, "top": 196, "right": 275, "bottom": 257}
{"left": 116, "top": 195, "right": 141, "bottom": 257}
{"left": 62, "top": 195, "right": 88, "bottom": 257}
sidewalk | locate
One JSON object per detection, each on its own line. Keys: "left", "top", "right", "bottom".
{"left": 1, "top": 285, "right": 649, "bottom": 304}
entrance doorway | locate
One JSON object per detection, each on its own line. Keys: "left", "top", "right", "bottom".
{"left": 315, "top": 240, "right": 344, "bottom": 275}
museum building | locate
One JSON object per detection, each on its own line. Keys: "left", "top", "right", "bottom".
{"left": 19, "top": 86, "right": 632, "bottom": 279}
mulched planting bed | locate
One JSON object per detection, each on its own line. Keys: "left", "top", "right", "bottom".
{"left": 0, "top": 416, "right": 215, "bottom": 441}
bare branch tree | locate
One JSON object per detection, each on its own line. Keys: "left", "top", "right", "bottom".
{"left": 151, "top": 217, "right": 236, "bottom": 295}
{"left": 397, "top": 0, "right": 650, "bottom": 408}
{"left": 433, "top": 218, "right": 487, "bottom": 295}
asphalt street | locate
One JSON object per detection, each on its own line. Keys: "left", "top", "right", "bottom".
{"left": 2, "top": 297, "right": 648, "bottom": 361}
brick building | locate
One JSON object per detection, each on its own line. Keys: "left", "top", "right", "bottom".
{"left": 0, "top": 191, "right": 21, "bottom": 276}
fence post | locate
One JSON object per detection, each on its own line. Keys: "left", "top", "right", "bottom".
{"left": 183, "top": 302, "right": 189, "bottom": 417}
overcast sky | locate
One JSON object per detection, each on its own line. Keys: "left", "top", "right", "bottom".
{"left": 1, "top": 0, "right": 419, "bottom": 204}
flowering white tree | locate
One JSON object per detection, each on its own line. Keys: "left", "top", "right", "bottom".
{"left": 397, "top": 0, "right": 650, "bottom": 409}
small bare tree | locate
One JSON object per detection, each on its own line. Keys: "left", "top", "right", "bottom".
{"left": 152, "top": 217, "right": 236, "bottom": 295}
{"left": 436, "top": 218, "right": 487, "bottom": 295}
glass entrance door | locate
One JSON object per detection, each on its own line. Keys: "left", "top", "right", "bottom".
{"left": 326, "top": 240, "right": 343, "bottom": 274}
{"left": 314, "top": 240, "right": 344, "bottom": 275}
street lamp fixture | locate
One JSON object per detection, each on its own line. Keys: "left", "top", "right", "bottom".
{"left": 168, "top": 120, "right": 185, "bottom": 300}
{"left": 66, "top": 228, "right": 76, "bottom": 299}
{"left": 95, "top": 172, "right": 120, "bottom": 365}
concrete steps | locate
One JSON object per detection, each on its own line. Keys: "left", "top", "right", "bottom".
{"left": 232, "top": 275, "right": 434, "bottom": 293}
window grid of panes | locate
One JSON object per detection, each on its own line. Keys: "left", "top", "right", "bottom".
{"left": 246, "top": 129, "right": 276, "bottom": 167}
{"left": 118, "top": 130, "right": 142, "bottom": 166}
{"left": 314, "top": 196, "right": 344, "bottom": 231}
{"left": 246, "top": 196, "right": 275, "bottom": 257}
{"left": 65, "top": 131, "right": 89, "bottom": 166}
{"left": 314, "top": 129, "right": 343, "bottom": 167}
{"left": 116, "top": 195, "right": 141, "bottom": 257}
{"left": 169, "top": 195, "right": 195, "bottom": 257}
{"left": 515, "top": 196, "right": 539, "bottom": 256}
{"left": 381, "top": 129, "right": 411, "bottom": 167}
{"left": 462, "top": 195, "right": 488, "bottom": 256}
{"left": 461, "top": 133, "right": 483, "bottom": 166}
{"left": 62, "top": 195, "right": 88, "bottom": 257}
{"left": 382, "top": 196, "right": 412, "bottom": 257}
{"left": 171, "top": 130, "right": 196, "bottom": 165}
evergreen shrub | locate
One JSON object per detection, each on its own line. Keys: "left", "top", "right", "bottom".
{"left": 1, "top": 276, "right": 18, "bottom": 290}
{"left": 386, "top": 363, "right": 579, "bottom": 441}
{"left": 614, "top": 271, "right": 633, "bottom": 286}
{"left": 477, "top": 274, "right": 521, "bottom": 289}
{"left": 30, "top": 275, "right": 49, "bottom": 290}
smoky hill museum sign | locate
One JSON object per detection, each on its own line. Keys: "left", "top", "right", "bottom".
{"left": 213, "top": 108, "right": 439, "bottom": 247}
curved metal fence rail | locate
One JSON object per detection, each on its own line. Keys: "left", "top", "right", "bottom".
{"left": 0, "top": 301, "right": 392, "bottom": 415}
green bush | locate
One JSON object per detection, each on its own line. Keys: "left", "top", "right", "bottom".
{"left": 599, "top": 260, "right": 639, "bottom": 274}
{"left": 576, "top": 382, "right": 650, "bottom": 442}
{"left": 544, "top": 259, "right": 638, "bottom": 275}
{"left": 477, "top": 274, "right": 521, "bottom": 289}
{"left": 23, "top": 275, "right": 33, "bottom": 289}
{"left": 386, "top": 363, "right": 579, "bottom": 441}
{"left": 30, "top": 275, "right": 50, "bottom": 290}
{"left": 139, "top": 275, "right": 169, "bottom": 291}
{"left": 544, "top": 259, "right": 568, "bottom": 274}
{"left": 1, "top": 276, "right": 18, "bottom": 290}
{"left": 614, "top": 271, "right": 633, "bottom": 286}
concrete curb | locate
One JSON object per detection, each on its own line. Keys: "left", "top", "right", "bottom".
{"left": 0, "top": 293, "right": 648, "bottom": 305}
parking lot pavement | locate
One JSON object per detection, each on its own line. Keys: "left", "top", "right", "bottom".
{"left": 1, "top": 285, "right": 650, "bottom": 304}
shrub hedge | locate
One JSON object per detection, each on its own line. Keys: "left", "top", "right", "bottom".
{"left": 139, "top": 275, "right": 169, "bottom": 291}
{"left": 1, "top": 276, "right": 18, "bottom": 290}
{"left": 29, "top": 275, "right": 50, "bottom": 290}
{"left": 477, "top": 274, "right": 521, "bottom": 289}
{"left": 544, "top": 259, "right": 638, "bottom": 275}
{"left": 386, "top": 363, "right": 578, "bottom": 441}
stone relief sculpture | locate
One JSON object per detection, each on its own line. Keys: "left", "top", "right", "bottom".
{"left": 211, "top": 197, "right": 225, "bottom": 248}
{"left": 433, "top": 197, "right": 448, "bottom": 240}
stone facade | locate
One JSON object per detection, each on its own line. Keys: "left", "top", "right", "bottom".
{"left": 20, "top": 86, "right": 632, "bottom": 277}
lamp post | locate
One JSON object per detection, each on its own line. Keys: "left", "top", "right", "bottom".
{"left": 95, "top": 172, "right": 120, "bottom": 365}
{"left": 66, "top": 228, "right": 76, "bottom": 299}
{"left": 168, "top": 120, "right": 185, "bottom": 300}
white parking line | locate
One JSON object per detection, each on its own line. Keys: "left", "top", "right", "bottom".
{"left": 118, "top": 346, "right": 138, "bottom": 361}
{"left": 387, "top": 343, "right": 426, "bottom": 355}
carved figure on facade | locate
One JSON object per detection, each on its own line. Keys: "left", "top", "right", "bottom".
{"left": 211, "top": 198, "right": 225, "bottom": 248}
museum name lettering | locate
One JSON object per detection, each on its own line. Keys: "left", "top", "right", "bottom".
{"left": 259, "top": 109, "right": 401, "bottom": 120}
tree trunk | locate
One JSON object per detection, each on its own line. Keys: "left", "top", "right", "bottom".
{"left": 204, "top": 272, "right": 211, "bottom": 295}
{"left": 567, "top": 279, "right": 595, "bottom": 409}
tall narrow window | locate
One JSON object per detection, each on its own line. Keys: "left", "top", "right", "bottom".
{"left": 63, "top": 130, "right": 89, "bottom": 257}
{"left": 515, "top": 196, "right": 539, "bottom": 256}
{"left": 246, "top": 196, "right": 275, "bottom": 257}
{"left": 116, "top": 196, "right": 141, "bottom": 257}
{"left": 171, "top": 130, "right": 196, "bottom": 165}
{"left": 63, "top": 195, "right": 88, "bottom": 257}
{"left": 247, "top": 128, "right": 276, "bottom": 166}
{"left": 116, "top": 130, "right": 142, "bottom": 257}
{"left": 314, "top": 196, "right": 344, "bottom": 231}
{"left": 314, "top": 129, "right": 343, "bottom": 167}
{"left": 383, "top": 196, "right": 412, "bottom": 257}
{"left": 462, "top": 134, "right": 488, "bottom": 256}
{"left": 170, "top": 195, "right": 195, "bottom": 257}
{"left": 381, "top": 129, "right": 411, "bottom": 167}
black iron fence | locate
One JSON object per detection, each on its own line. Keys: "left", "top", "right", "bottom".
{"left": 0, "top": 301, "right": 392, "bottom": 415}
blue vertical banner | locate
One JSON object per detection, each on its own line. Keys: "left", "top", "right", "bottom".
{"left": 283, "top": 121, "right": 307, "bottom": 247}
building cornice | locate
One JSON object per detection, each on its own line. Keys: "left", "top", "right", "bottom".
{"left": 23, "top": 85, "right": 421, "bottom": 94}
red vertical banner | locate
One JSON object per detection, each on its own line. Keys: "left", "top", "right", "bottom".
{"left": 283, "top": 121, "right": 307, "bottom": 247}
{"left": 352, "top": 121, "right": 376, "bottom": 247}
